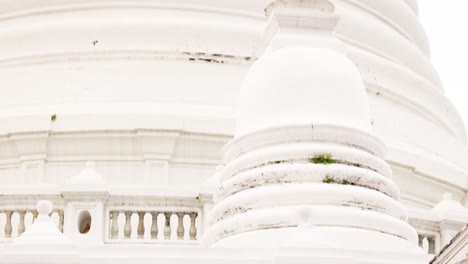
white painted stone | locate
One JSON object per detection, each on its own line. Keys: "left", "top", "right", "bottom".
{"left": 0, "top": 0, "right": 464, "bottom": 214}
{"left": 67, "top": 161, "right": 105, "bottom": 186}
{"left": 0, "top": 0, "right": 465, "bottom": 263}
{"left": 14, "top": 200, "right": 70, "bottom": 245}
{"left": 0, "top": 201, "right": 79, "bottom": 264}
{"left": 205, "top": 2, "right": 427, "bottom": 263}
{"left": 236, "top": 46, "right": 371, "bottom": 136}
{"left": 61, "top": 162, "right": 109, "bottom": 244}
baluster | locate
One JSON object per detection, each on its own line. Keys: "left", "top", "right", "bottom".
{"left": 58, "top": 210, "right": 64, "bottom": 233}
{"left": 164, "top": 212, "right": 172, "bottom": 239}
{"left": 151, "top": 212, "right": 159, "bottom": 239}
{"left": 189, "top": 212, "right": 197, "bottom": 240}
{"left": 177, "top": 213, "right": 185, "bottom": 240}
{"left": 422, "top": 236, "right": 429, "bottom": 253}
{"left": 429, "top": 237, "right": 435, "bottom": 254}
{"left": 137, "top": 212, "right": 145, "bottom": 239}
{"left": 124, "top": 211, "right": 132, "bottom": 239}
{"left": 111, "top": 212, "right": 119, "bottom": 239}
{"left": 32, "top": 210, "right": 38, "bottom": 222}
{"left": 18, "top": 211, "right": 26, "bottom": 235}
{"left": 4, "top": 211, "right": 12, "bottom": 238}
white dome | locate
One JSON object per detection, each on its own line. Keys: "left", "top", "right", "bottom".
{"left": 236, "top": 46, "right": 372, "bottom": 136}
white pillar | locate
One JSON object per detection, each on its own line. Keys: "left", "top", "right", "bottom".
{"left": 433, "top": 193, "right": 468, "bottom": 247}
{"left": 61, "top": 161, "right": 109, "bottom": 244}
{"left": 1, "top": 200, "right": 79, "bottom": 264}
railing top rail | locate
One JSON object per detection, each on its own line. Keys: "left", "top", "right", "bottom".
{"left": 106, "top": 206, "right": 201, "bottom": 213}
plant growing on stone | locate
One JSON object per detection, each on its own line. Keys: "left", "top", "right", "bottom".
{"left": 341, "top": 179, "right": 353, "bottom": 185}
{"left": 323, "top": 175, "right": 336, "bottom": 183}
{"left": 322, "top": 175, "right": 355, "bottom": 186}
{"left": 310, "top": 153, "right": 334, "bottom": 164}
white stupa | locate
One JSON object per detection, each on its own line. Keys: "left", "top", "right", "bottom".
{"left": 204, "top": 1, "right": 428, "bottom": 263}
{"left": 0, "top": 0, "right": 467, "bottom": 263}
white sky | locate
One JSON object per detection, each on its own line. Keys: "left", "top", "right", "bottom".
{"left": 419, "top": 2, "right": 468, "bottom": 138}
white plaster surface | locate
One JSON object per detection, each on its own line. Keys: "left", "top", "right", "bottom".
{"left": 0, "top": 0, "right": 466, "bottom": 263}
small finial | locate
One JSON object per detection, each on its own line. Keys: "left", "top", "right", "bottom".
{"left": 67, "top": 161, "right": 105, "bottom": 185}
{"left": 36, "top": 200, "right": 53, "bottom": 217}
{"left": 15, "top": 200, "right": 74, "bottom": 245}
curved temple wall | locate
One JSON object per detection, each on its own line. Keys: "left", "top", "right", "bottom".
{"left": 0, "top": 0, "right": 466, "bottom": 219}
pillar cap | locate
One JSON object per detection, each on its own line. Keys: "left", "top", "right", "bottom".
{"left": 14, "top": 200, "right": 73, "bottom": 246}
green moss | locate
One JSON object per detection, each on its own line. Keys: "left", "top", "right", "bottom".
{"left": 341, "top": 179, "right": 351, "bottom": 185}
{"left": 322, "top": 175, "right": 355, "bottom": 186}
{"left": 323, "top": 175, "right": 336, "bottom": 184}
{"left": 310, "top": 153, "right": 334, "bottom": 165}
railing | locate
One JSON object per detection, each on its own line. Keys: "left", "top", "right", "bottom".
{"left": 0, "top": 193, "right": 65, "bottom": 241}
{"left": 2, "top": 190, "right": 462, "bottom": 253}
{"left": 106, "top": 209, "right": 199, "bottom": 242}
{"left": 0, "top": 208, "right": 64, "bottom": 241}
{"left": 409, "top": 213, "right": 442, "bottom": 256}
{"left": 418, "top": 233, "right": 438, "bottom": 254}
{"left": 0, "top": 191, "right": 206, "bottom": 244}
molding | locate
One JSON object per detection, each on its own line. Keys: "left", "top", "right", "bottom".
{"left": 223, "top": 124, "right": 386, "bottom": 161}
{"left": 0, "top": 50, "right": 255, "bottom": 69}
{"left": 204, "top": 205, "right": 418, "bottom": 245}
{"left": 342, "top": 0, "right": 427, "bottom": 56}
{"left": 0, "top": 1, "right": 264, "bottom": 22}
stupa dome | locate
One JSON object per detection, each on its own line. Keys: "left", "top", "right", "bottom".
{"left": 236, "top": 45, "right": 372, "bottom": 137}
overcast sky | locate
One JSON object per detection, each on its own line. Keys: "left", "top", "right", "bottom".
{"left": 419, "top": 2, "right": 468, "bottom": 139}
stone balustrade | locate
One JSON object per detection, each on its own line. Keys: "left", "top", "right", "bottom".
{"left": 106, "top": 210, "right": 199, "bottom": 242}
{"left": 0, "top": 188, "right": 464, "bottom": 253}
{"left": 0, "top": 209, "right": 64, "bottom": 241}
{"left": 418, "top": 233, "right": 437, "bottom": 254}
{"left": 0, "top": 190, "right": 205, "bottom": 244}
{"left": 410, "top": 219, "right": 442, "bottom": 256}
{"left": 406, "top": 192, "right": 468, "bottom": 257}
